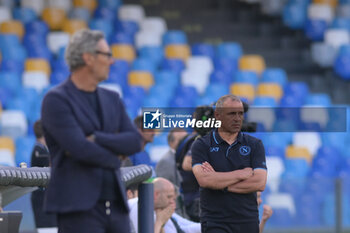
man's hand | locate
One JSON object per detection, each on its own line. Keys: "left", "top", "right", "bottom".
{"left": 236, "top": 167, "right": 253, "bottom": 180}
{"left": 86, "top": 134, "right": 95, "bottom": 142}
{"left": 262, "top": 204, "right": 273, "bottom": 222}
{"left": 155, "top": 203, "right": 175, "bottom": 227}
{"left": 201, "top": 161, "right": 215, "bottom": 172}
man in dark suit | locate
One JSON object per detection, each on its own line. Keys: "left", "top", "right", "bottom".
{"left": 41, "top": 29, "right": 142, "bottom": 233}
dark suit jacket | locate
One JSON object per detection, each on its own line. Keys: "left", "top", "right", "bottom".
{"left": 41, "top": 78, "right": 142, "bottom": 213}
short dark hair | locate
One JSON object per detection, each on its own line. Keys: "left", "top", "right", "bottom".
{"left": 33, "top": 120, "right": 44, "bottom": 139}
{"left": 133, "top": 115, "right": 143, "bottom": 129}
{"left": 167, "top": 128, "right": 186, "bottom": 144}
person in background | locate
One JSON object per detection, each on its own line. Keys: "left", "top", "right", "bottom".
{"left": 30, "top": 119, "right": 57, "bottom": 228}
{"left": 128, "top": 178, "right": 201, "bottom": 233}
{"left": 129, "top": 115, "right": 156, "bottom": 167}
{"left": 41, "top": 29, "right": 142, "bottom": 233}
{"left": 156, "top": 128, "right": 187, "bottom": 188}
{"left": 257, "top": 191, "right": 273, "bottom": 233}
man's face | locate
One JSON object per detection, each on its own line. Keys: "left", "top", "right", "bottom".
{"left": 215, "top": 99, "right": 244, "bottom": 134}
{"left": 141, "top": 129, "right": 155, "bottom": 144}
{"left": 154, "top": 184, "right": 176, "bottom": 210}
{"left": 169, "top": 131, "right": 187, "bottom": 149}
{"left": 91, "top": 39, "right": 114, "bottom": 82}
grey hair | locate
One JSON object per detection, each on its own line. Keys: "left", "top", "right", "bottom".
{"left": 215, "top": 94, "right": 242, "bottom": 109}
{"left": 65, "top": 29, "right": 105, "bottom": 72}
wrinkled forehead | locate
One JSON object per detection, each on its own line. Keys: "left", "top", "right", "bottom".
{"left": 217, "top": 100, "right": 244, "bottom": 112}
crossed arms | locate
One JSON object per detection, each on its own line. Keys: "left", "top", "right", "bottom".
{"left": 192, "top": 162, "right": 267, "bottom": 194}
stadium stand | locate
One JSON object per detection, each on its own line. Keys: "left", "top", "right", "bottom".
{"left": 0, "top": 0, "right": 349, "bottom": 232}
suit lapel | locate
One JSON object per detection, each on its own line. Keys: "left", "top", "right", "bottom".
{"left": 65, "top": 79, "right": 101, "bottom": 129}
{"left": 97, "top": 88, "right": 109, "bottom": 131}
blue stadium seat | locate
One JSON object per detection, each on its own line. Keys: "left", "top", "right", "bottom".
{"left": 51, "top": 59, "right": 69, "bottom": 73}
{"left": 0, "top": 72, "right": 22, "bottom": 95}
{"left": 253, "top": 96, "right": 277, "bottom": 106}
{"left": 305, "top": 93, "right": 332, "bottom": 106}
{"left": 304, "top": 19, "right": 327, "bottom": 41}
{"left": 323, "top": 193, "right": 350, "bottom": 227}
{"left": 279, "top": 178, "right": 305, "bottom": 198}
{"left": 99, "top": 0, "right": 122, "bottom": 9}
{"left": 268, "top": 208, "right": 295, "bottom": 227}
{"left": 154, "top": 70, "right": 179, "bottom": 89}
{"left": 0, "top": 60, "right": 24, "bottom": 73}
{"left": 15, "top": 136, "right": 35, "bottom": 167}
{"left": 284, "top": 81, "right": 309, "bottom": 100}
{"left": 331, "top": 17, "right": 350, "bottom": 31}
{"left": 191, "top": 43, "right": 215, "bottom": 60}
{"left": 216, "top": 42, "right": 243, "bottom": 59}
{"left": 110, "top": 32, "right": 134, "bottom": 45}
{"left": 265, "top": 145, "right": 285, "bottom": 158}
{"left": 195, "top": 95, "right": 218, "bottom": 106}
{"left": 209, "top": 70, "right": 232, "bottom": 85}
{"left": 122, "top": 96, "right": 141, "bottom": 119}
{"left": 114, "top": 20, "right": 139, "bottom": 36}
{"left": 69, "top": 7, "right": 91, "bottom": 22}
{"left": 169, "top": 95, "right": 195, "bottom": 108}
{"left": 93, "top": 7, "right": 116, "bottom": 21}
{"left": 298, "top": 121, "right": 322, "bottom": 132}
{"left": 148, "top": 84, "right": 174, "bottom": 101}
{"left": 334, "top": 52, "right": 350, "bottom": 80}
{"left": 123, "top": 86, "right": 146, "bottom": 100}
{"left": 161, "top": 58, "right": 185, "bottom": 75}
{"left": 132, "top": 58, "right": 157, "bottom": 74}
{"left": 272, "top": 119, "right": 298, "bottom": 132}
{"left": 279, "top": 94, "right": 304, "bottom": 107}
{"left": 153, "top": 133, "right": 168, "bottom": 146}
{"left": 234, "top": 71, "right": 258, "bottom": 86}
{"left": 110, "top": 59, "right": 130, "bottom": 74}
{"left": 282, "top": 158, "right": 309, "bottom": 179}
{"left": 262, "top": 132, "right": 293, "bottom": 148}
{"left": 283, "top": 2, "right": 308, "bottom": 29}
{"left": 139, "top": 46, "right": 164, "bottom": 66}
{"left": 162, "top": 30, "right": 187, "bottom": 45}
{"left": 13, "top": 7, "right": 37, "bottom": 24}
{"left": 51, "top": 70, "right": 69, "bottom": 85}
{"left": 27, "top": 45, "right": 52, "bottom": 61}
{"left": 143, "top": 95, "right": 168, "bottom": 108}
{"left": 296, "top": 205, "right": 322, "bottom": 227}
{"left": 89, "top": 19, "right": 114, "bottom": 41}
{"left": 261, "top": 68, "right": 288, "bottom": 88}
{"left": 213, "top": 57, "right": 238, "bottom": 75}
{"left": 174, "top": 86, "right": 198, "bottom": 100}
{"left": 0, "top": 87, "right": 14, "bottom": 108}
{"left": 25, "top": 20, "right": 49, "bottom": 37}
{"left": 205, "top": 84, "right": 229, "bottom": 100}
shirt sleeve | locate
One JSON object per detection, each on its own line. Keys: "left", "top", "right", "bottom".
{"left": 251, "top": 139, "right": 267, "bottom": 170}
{"left": 191, "top": 138, "right": 209, "bottom": 167}
{"left": 172, "top": 213, "right": 201, "bottom": 233}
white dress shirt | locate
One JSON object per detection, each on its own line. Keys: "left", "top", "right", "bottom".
{"left": 128, "top": 198, "right": 201, "bottom": 233}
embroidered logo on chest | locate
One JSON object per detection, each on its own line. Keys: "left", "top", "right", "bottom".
{"left": 239, "top": 146, "right": 251, "bottom": 156}
{"left": 210, "top": 147, "right": 219, "bottom": 152}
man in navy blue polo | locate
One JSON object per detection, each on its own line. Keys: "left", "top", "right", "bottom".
{"left": 192, "top": 94, "right": 267, "bottom": 233}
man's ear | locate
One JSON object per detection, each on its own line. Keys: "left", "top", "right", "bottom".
{"left": 82, "top": 53, "right": 94, "bottom": 66}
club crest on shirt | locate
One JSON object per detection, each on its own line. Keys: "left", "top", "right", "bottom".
{"left": 239, "top": 146, "right": 251, "bottom": 156}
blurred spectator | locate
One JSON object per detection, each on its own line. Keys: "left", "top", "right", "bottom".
{"left": 156, "top": 128, "right": 187, "bottom": 188}
{"left": 257, "top": 191, "right": 273, "bottom": 233}
{"left": 129, "top": 115, "right": 155, "bottom": 167}
{"left": 128, "top": 177, "right": 201, "bottom": 233}
{"left": 30, "top": 119, "right": 57, "bottom": 228}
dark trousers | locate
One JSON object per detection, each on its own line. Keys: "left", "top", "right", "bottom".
{"left": 31, "top": 190, "right": 57, "bottom": 228}
{"left": 201, "top": 221, "right": 259, "bottom": 233}
{"left": 57, "top": 201, "right": 130, "bottom": 233}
